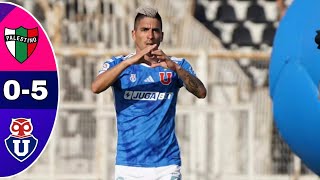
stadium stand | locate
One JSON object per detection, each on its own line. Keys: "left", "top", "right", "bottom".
{"left": 195, "top": 0, "right": 275, "bottom": 88}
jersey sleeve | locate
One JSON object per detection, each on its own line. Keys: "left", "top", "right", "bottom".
{"left": 177, "top": 58, "right": 197, "bottom": 88}
{"left": 98, "top": 56, "right": 124, "bottom": 75}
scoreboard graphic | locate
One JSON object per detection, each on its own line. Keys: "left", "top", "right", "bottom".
{"left": 0, "top": 2, "right": 59, "bottom": 177}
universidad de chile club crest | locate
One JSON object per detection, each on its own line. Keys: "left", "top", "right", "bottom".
{"left": 5, "top": 118, "right": 38, "bottom": 162}
{"left": 4, "top": 26, "right": 38, "bottom": 63}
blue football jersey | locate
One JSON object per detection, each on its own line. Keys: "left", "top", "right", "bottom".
{"left": 98, "top": 53, "right": 197, "bottom": 167}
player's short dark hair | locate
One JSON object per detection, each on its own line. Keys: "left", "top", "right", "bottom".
{"left": 134, "top": 6, "right": 162, "bottom": 30}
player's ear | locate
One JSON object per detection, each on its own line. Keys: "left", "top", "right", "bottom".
{"left": 132, "top": 30, "right": 136, "bottom": 41}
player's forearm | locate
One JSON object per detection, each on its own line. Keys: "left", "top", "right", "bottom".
{"left": 175, "top": 65, "right": 207, "bottom": 98}
{"left": 91, "top": 61, "right": 131, "bottom": 94}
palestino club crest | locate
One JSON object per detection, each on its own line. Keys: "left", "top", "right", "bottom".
{"left": 5, "top": 118, "right": 38, "bottom": 162}
{"left": 4, "top": 26, "right": 38, "bottom": 63}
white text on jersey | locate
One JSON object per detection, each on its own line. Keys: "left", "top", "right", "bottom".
{"left": 124, "top": 91, "right": 173, "bottom": 101}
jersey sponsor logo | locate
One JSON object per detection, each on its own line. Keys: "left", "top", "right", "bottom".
{"left": 5, "top": 118, "right": 38, "bottom": 162}
{"left": 124, "top": 91, "right": 173, "bottom": 100}
{"left": 159, "top": 72, "right": 172, "bottom": 85}
{"left": 5, "top": 27, "right": 38, "bottom": 63}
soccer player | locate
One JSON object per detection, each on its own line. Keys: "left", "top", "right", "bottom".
{"left": 91, "top": 6, "right": 207, "bottom": 180}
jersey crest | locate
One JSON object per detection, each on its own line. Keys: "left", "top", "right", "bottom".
{"left": 130, "top": 74, "right": 137, "bottom": 82}
{"left": 159, "top": 72, "right": 172, "bottom": 85}
{"left": 5, "top": 27, "right": 38, "bottom": 63}
{"left": 5, "top": 118, "right": 38, "bottom": 162}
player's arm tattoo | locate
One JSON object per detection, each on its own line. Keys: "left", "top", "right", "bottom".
{"left": 176, "top": 66, "right": 207, "bottom": 98}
